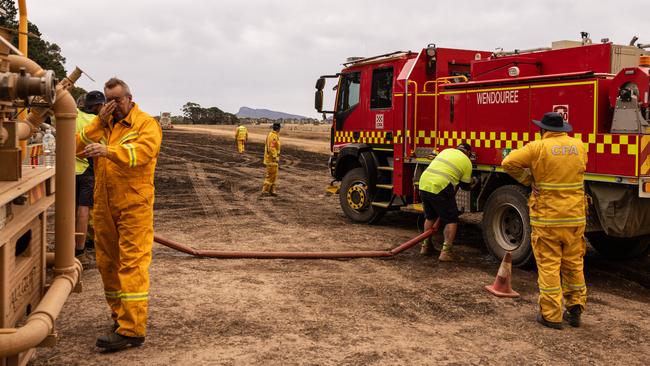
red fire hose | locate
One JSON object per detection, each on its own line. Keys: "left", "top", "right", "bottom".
{"left": 154, "top": 219, "right": 440, "bottom": 259}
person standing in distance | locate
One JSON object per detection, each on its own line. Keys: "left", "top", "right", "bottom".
{"left": 235, "top": 123, "right": 248, "bottom": 153}
{"left": 262, "top": 122, "right": 281, "bottom": 196}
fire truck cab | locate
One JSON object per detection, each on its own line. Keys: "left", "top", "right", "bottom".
{"left": 315, "top": 37, "right": 650, "bottom": 266}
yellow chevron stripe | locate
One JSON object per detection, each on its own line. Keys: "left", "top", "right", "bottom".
{"left": 123, "top": 143, "right": 137, "bottom": 167}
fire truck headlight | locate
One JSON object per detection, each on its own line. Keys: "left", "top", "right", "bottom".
{"left": 508, "top": 66, "right": 520, "bottom": 77}
{"left": 426, "top": 47, "right": 436, "bottom": 57}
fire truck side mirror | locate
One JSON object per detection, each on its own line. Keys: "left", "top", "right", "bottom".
{"left": 315, "top": 77, "right": 326, "bottom": 90}
{"left": 315, "top": 90, "right": 324, "bottom": 112}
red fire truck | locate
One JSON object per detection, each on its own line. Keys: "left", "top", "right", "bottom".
{"left": 315, "top": 36, "right": 650, "bottom": 266}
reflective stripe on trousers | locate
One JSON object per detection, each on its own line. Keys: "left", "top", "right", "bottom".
{"left": 263, "top": 163, "right": 278, "bottom": 193}
{"left": 94, "top": 182, "right": 154, "bottom": 338}
{"left": 531, "top": 225, "right": 587, "bottom": 323}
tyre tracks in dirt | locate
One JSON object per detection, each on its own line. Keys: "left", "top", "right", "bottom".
{"left": 156, "top": 130, "right": 326, "bottom": 244}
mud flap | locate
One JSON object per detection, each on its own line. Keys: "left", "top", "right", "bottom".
{"left": 589, "top": 183, "right": 650, "bottom": 237}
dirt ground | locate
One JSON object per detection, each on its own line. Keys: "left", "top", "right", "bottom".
{"left": 32, "top": 128, "right": 650, "bottom": 365}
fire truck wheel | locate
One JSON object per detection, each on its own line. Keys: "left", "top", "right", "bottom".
{"left": 482, "top": 185, "right": 533, "bottom": 267}
{"left": 339, "top": 167, "right": 385, "bottom": 224}
{"left": 585, "top": 232, "right": 650, "bottom": 259}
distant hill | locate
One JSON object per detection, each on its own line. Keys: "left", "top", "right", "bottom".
{"left": 236, "top": 106, "right": 308, "bottom": 120}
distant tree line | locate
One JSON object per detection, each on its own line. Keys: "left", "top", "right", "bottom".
{"left": 0, "top": 0, "right": 86, "bottom": 100}
{"left": 181, "top": 102, "right": 239, "bottom": 125}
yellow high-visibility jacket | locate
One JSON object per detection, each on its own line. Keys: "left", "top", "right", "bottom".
{"left": 76, "top": 103, "right": 162, "bottom": 185}
{"left": 419, "top": 148, "right": 472, "bottom": 194}
{"left": 502, "top": 131, "right": 587, "bottom": 227}
{"left": 235, "top": 125, "right": 248, "bottom": 140}
{"left": 264, "top": 130, "right": 280, "bottom": 165}
{"left": 75, "top": 109, "right": 96, "bottom": 175}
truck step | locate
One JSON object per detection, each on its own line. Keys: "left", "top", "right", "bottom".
{"left": 401, "top": 203, "right": 423, "bottom": 213}
{"left": 325, "top": 184, "right": 340, "bottom": 194}
{"left": 376, "top": 184, "right": 394, "bottom": 190}
{"left": 371, "top": 200, "right": 404, "bottom": 209}
{"left": 378, "top": 166, "right": 394, "bottom": 171}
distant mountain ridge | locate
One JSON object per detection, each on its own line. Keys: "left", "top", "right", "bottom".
{"left": 236, "top": 106, "right": 308, "bottom": 120}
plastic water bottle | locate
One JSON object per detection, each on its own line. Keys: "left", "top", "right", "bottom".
{"left": 42, "top": 129, "right": 55, "bottom": 168}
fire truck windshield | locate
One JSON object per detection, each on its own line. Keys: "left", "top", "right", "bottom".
{"left": 338, "top": 72, "right": 361, "bottom": 111}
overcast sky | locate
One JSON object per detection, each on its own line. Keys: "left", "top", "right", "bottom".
{"left": 26, "top": 0, "right": 650, "bottom": 119}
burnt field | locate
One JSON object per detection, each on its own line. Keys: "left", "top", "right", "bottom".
{"left": 34, "top": 129, "right": 650, "bottom": 365}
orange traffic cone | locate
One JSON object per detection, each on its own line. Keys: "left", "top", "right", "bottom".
{"left": 485, "top": 251, "right": 520, "bottom": 298}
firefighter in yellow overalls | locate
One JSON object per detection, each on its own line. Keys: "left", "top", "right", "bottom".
{"left": 502, "top": 112, "right": 588, "bottom": 330}
{"left": 262, "top": 122, "right": 281, "bottom": 196}
{"left": 77, "top": 78, "right": 162, "bottom": 350}
{"left": 235, "top": 123, "right": 248, "bottom": 153}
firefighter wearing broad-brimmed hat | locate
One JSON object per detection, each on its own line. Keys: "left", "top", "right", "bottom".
{"left": 262, "top": 122, "right": 282, "bottom": 196}
{"left": 502, "top": 111, "right": 588, "bottom": 330}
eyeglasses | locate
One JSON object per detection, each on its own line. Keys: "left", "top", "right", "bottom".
{"left": 107, "top": 95, "right": 128, "bottom": 104}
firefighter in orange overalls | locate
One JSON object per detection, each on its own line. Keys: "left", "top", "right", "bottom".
{"left": 77, "top": 77, "right": 162, "bottom": 350}
{"left": 235, "top": 123, "right": 248, "bottom": 153}
{"left": 262, "top": 122, "right": 281, "bottom": 196}
{"left": 502, "top": 112, "right": 588, "bottom": 330}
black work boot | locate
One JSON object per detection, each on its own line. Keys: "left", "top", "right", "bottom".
{"left": 536, "top": 313, "right": 563, "bottom": 330}
{"left": 563, "top": 306, "right": 582, "bottom": 328}
{"left": 96, "top": 332, "right": 144, "bottom": 351}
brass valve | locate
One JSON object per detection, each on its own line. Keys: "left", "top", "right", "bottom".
{"left": 0, "top": 68, "right": 56, "bottom": 104}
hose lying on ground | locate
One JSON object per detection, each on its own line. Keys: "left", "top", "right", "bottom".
{"left": 154, "top": 219, "right": 440, "bottom": 259}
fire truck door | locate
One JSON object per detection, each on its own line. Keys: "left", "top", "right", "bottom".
{"left": 369, "top": 67, "right": 394, "bottom": 135}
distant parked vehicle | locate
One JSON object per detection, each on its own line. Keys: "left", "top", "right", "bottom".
{"left": 159, "top": 112, "right": 174, "bottom": 129}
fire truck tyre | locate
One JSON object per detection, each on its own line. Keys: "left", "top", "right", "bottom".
{"left": 585, "top": 232, "right": 650, "bottom": 259}
{"left": 482, "top": 185, "right": 533, "bottom": 267}
{"left": 339, "top": 167, "right": 385, "bottom": 224}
